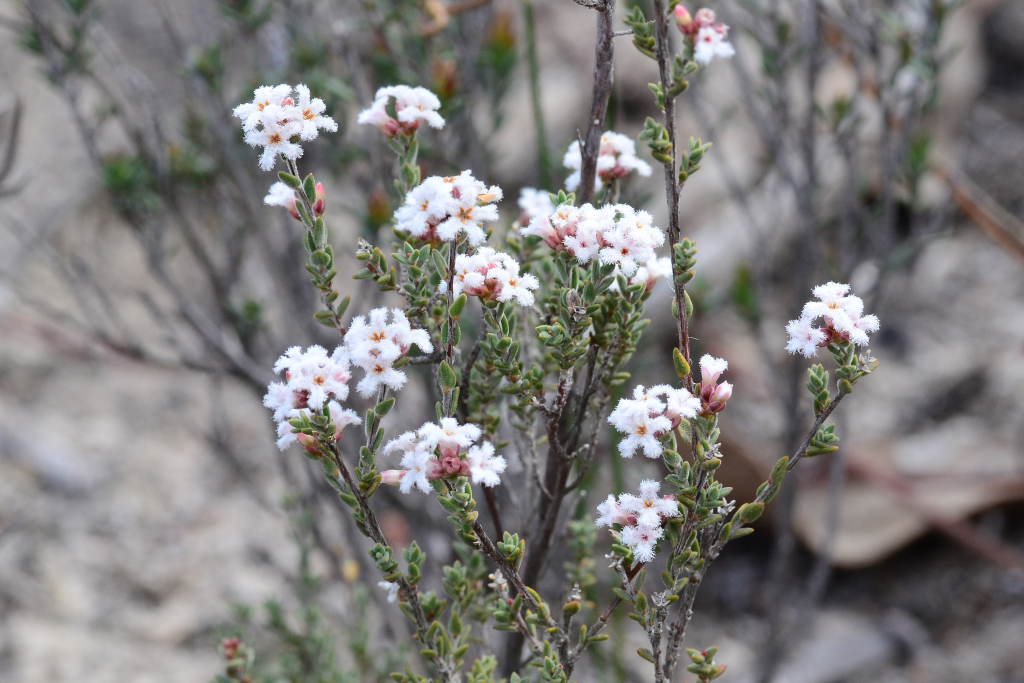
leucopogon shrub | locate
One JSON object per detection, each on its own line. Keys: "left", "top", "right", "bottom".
{"left": 236, "top": 7, "right": 878, "bottom": 683}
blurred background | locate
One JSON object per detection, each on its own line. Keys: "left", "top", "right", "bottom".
{"left": 1, "top": 0, "right": 1024, "bottom": 681}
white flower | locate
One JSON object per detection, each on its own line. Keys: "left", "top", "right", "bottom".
{"left": 608, "top": 385, "right": 673, "bottom": 458}
{"left": 271, "top": 345, "right": 351, "bottom": 410}
{"left": 631, "top": 256, "right": 672, "bottom": 291}
{"left": 380, "top": 85, "right": 445, "bottom": 129}
{"left": 699, "top": 355, "right": 728, "bottom": 385}
{"left": 563, "top": 132, "right": 652, "bottom": 192}
{"left": 418, "top": 417, "right": 482, "bottom": 459}
{"left": 847, "top": 313, "right": 880, "bottom": 346}
{"left": 517, "top": 188, "right": 555, "bottom": 223}
{"left": 466, "top": 442, "right": 507, "bottom": 487}
{"left": 233, "top": 84, "right": 293, "bottom": 132}
{"left": 595, "top": 494, "right": 631, "bottom": 527}
{"left": 693, "top": 25, "right": 735, "bottom": 65}
{"left": 394, "top": 171, "right": 502, "bottom": 246}
{"left": 621, "top": 523, "right": 663, "bottom": 563}
{"left": 796, "top": 282, "right": 880, "bottom": 347}
{"left": 327, "top": 400, "right": 360, "bottom": 440}
{"left": 359, "top": 85, "right": 445, "bottom": 136}
{"left": 399, "top": 446, "right": 434, "bottom": 494}
{"left": 345, "top": 308, "right": 432, "bottom": 397}
{"left": 378, "top": 580, "right": 400, "bottom": 603}
{"left": 785, "top": 317, "right": 827, "bottom": 357}
{"left": 294, "top": 84, "right": 338, "bottom": 141}
{"left": 598, "top": 207, "right": 665, "bottom": 277}
{"left": 491, "top": 262, "right": 540, "bottom": 307}
{"left": 619, "top": 480, "right": 680, "bottom": 528}
{"left": 244, "top": 104, "right": 304, "bottom": 171}
{"left": 264, "top": 181, "right": 297, "bottom": 208}
{"left": 651, "top": 385, "right": 701, "bottom": 423}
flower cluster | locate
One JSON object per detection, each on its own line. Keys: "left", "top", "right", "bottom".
{"left": 785, "top": 282, "right": 880, "bottom": 357}
{"left": 357, "top": 85, "right": 445, "bottom": 137}
{"left": 516, "top": 188, "right": 555, "bottom": 226}
{"left": 233, "top": 84, "right": 338, "bottom": 171}
{"left": 563, "top": 131, "right": 652, "bottom": 193}
{"left": 608, "top": 384, "right": 701, "bottom": 458}
{"left": 522, "top": 203, "right": 665, "bottom": 277}
{"left": 596, "top": 480, "right": 680, "bottom": 563}
{"left": 395, "top": 171, "right": 503, "bottom": 245}
{"left": 264, "top": 180, "right": 325, "bottom": 220}
{"left": 380, "top": 418, "right": 507, "bottom": 493}
{"left": 673, "top": 7, "right": 736, "bottom": 65}
{"left": 263, "top": 346, "right": 359, "bottom": 449}
{"left": 346, "top": 308, "right": 433, "bottom": 397}
{"left": 696, "top": 355, "right": 733, "bottom": 416}
{"left": 451, "top": 247, "right": 540, "bottom": 306}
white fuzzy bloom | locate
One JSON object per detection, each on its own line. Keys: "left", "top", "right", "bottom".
{"left": 399, "top": 447, "right": 434, "bottom": 494}
{"left": 517, "top": 188, "right": 555, "bottom": 222}
{"left": 271, "top": 345, "right": 351, "bottom": 410}
{"left": 466, "top": 442, "right": 507, "bottom": 487}
{"left": 244, "top": 104, "right": 304, "bottom": 171}
{"left": 378, "top": 581, "right": 401, "bottom": 603}
{"left": 233, "top": 84, "right": 293, "bottom": 132}
{"left": 345, "top": 308, "right": 432, "bottom": 397}
{"left": 380, "top": 85, "right": 445, "bottom": 129}
{"left": 785, "top": 317, "right": 828, "bottom": 357}
{"left": 596, "top": 494, "right": 631, "bottom": 527}
{"left": 598, "top": 206, "right": 665, "bottom": 277}
{"left": 608, "top": 385, "right": 673, "bottom": 458}
{"left": 619, "top": 480, "right": 680, "bottom": 528}
{"left": 395, "top": 171, "right": 502, "bottom": 246}
{"left": 651, "top": 385, "right": 701, "bottom": 422}
{"left": 359, "top": 85, "right": 445, "bottom": 135}
{"left": 264, "top": 346, "right": 354, "bottom": 451}
{"left": 564, "top": 132, "right": 653, "bottom": 192}
{"left": 418, "top": 417, "right": 482, "bottom": 459}
{"left": 264, "top": 182, "right": 297, "bottom": 208}
{"left": 794, "top": 281, "right": 879, "bottom": 349}
{"left": 693, "top": 25, "right": 735, "bottom": 65}
{"left": 631, "top": 256, "right": 673, "bottom": 290}
{"left": 621, "top": 523, "right": 663, "bottom": 563}
{"left": 294, "top": 84, "right": 338, "bottom": 141}
{"left": 384, "top": 418, "right": 506, "bottom": 492}
{"left": 234, "top": 84, "right": 336, "bottom": 172}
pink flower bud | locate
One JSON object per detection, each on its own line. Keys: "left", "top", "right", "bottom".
{"left": 711, "top": 381, "right": 733, "bottom": 404}
{"left": 694, "top": 8, "right": 717, "bottom": 27}
{"left": 674, "top": 5, "right": 694, "bottom": 31}
{"left": 296, "top": 433, "right": 320, "bottom": 454}
{"left": 381, "top": 469, "right": 405, "bottom": 485}
{"left": 312, "top": 198, "right": 325, "bottom": 217}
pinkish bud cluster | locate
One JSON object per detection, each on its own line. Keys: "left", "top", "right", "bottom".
{"left": 697, "top": 355, "right": 732, "bottom": 416}
{"left": 673, "top": 6, "right": 736, "bottom": 66}
{"left": 380, "top": 418, "right": 507, "bottom": 493}
{"left": 357, "top": 85, "right": 445, "bottom": 138}
{"left": 563, "top": 131, "right": 652, "bottom": 193}
{"left": 596, "top": 480, "right": 681, "bottom": 563}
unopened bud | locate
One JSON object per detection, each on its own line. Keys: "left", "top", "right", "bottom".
{"left": 380, "top": 469, "right": 405, "bottom": 485}
{"left": 296, "top": 433, "right": 320, "bottom": 454}
{"left": 673, "top": 5, "right": 693, "bottom": 30}
{"left": 711, "top": 381, "right": 732, "bottom": 404}
{"left": 694, "top": 7, "right": 716, "bottom": 27}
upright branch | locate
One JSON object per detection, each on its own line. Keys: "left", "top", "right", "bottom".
{"left": 576, "top": 0, "right": 616, "bottom": 206}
